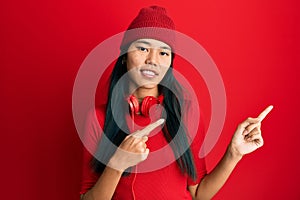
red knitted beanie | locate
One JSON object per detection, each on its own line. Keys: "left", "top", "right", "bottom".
{"left": 120, "top": 6, "right": 176, "bottom": 51}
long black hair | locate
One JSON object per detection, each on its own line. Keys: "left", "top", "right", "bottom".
{"left": 92, "top": 50, "right": 197, "bottom": 180}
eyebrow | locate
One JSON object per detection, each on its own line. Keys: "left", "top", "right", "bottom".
{"left": 135, "top": 40, "right": 171, "bottom": 51}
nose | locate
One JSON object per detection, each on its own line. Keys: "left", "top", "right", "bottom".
{"left": 145, "top": 49, "right": 158, "bottom": 66}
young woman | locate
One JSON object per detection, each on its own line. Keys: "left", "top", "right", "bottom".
{"left": 80, "top": 6, "right": 273, "bottom": 200}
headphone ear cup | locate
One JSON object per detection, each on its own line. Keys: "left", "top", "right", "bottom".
{"left": 128, "top": 95, "right": 164, "bottom": 116}
{"left": 157, "top": 95, "right": 164, "bottom": 104}
{"left": 141, "top": 96, "right": 163, "bottom": 117}
{"left": 128, "top": 95, "right": 140, "bottom": 115}
{"left": 140, "top": 96, "right": 152, "bottom": 117}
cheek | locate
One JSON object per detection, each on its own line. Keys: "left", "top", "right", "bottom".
{"left": 160, "top": 67, "right": 170, "bottom": 79}
{"left": 161, "top": 58, "right": 171, "bottom": 73}
{"left": 161, "top": 57, "right": 172, "bottom": 68}
{"left": 126, "top": 54, "right": 144, "bottom": 70}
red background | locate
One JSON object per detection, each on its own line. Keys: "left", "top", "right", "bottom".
{"left": 1, "top": 0, "right": 300, "bottom": 199}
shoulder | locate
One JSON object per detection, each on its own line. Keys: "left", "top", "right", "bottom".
{"left": 82, "top": 104, "right": 107, "bottom": 154}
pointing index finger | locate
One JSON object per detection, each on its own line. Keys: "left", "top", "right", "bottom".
{"left": 257, "top": 105, "right": 273, "bottom": 122}
{"left": 133, "top": 118, "right": 165, "bottom": 138}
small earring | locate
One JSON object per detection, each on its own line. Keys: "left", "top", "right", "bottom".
{"left": 122, "top": 59, "right": 126, "bottom": 65}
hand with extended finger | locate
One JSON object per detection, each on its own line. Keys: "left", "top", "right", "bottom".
{"left": 108, "top": 119, "right": 165, "bottom": 172}
{"left": 229, "top": 106, "right": 273, "bottom": 158}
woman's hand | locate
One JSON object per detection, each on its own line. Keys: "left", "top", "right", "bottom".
{"left": 108, "top": 118, "right": 165, "bottom": 172}
{"left": 188, "top": 106, "right": 273, "bottom": 200}
{"left": 229, "top": 105, "right": 273, "bottom": 159}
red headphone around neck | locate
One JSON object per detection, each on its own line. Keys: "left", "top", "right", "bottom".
{"left": 128, "top": 95, "right": 164, "bottom": 117}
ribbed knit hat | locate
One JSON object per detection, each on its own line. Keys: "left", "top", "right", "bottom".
{"left": 120, "top": 6, "right": 176, "bottom": 51}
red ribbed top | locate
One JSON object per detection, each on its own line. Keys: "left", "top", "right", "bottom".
{"left": 80, "top": 104, "right": 207, "bottom": 199}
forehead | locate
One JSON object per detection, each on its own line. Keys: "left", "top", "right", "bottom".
{"left": 130, "top": 38, "right": 171, "bottom": 50}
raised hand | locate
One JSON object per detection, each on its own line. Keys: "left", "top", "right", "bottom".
{"left": 230, "top": 105, "right": 273, "bottom": 157}
{"left": 108, "top": 119, "right": 165, "bottom": 172}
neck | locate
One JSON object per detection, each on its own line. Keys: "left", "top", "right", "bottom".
{"left": 132, "top": 87, "right": 159, "bottom": 101}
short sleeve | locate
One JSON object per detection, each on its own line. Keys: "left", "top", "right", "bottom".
{"left": 80, "top": 106, "right": 106, "bottom": 194}
{"left": 80, "top": 147, "right": 100, "bottom": 194}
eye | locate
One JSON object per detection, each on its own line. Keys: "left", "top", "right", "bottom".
{"left": 137, "top": 46, "right": 148, "bottom": 52}
{"left": 160, "top": 51, "right": 170, "bottom": 56}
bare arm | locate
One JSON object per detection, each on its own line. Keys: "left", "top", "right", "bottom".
{"left": 189, "top": 105, "right": 273, "bottom": 200}
{"left": 81, "top": 166, "right": 123, "bottom": 200}
{"left": 188, "top": 144, "right": 242, "bottom": 200}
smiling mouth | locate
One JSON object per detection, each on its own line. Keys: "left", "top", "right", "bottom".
{"left": 140, "top": 69, "right": 158, "bottom": 78}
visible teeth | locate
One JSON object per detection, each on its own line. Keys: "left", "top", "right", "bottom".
{"left": 142, "top": 70, "right": 155, "bottom": 76}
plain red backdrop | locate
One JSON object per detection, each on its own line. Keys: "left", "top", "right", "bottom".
{"left": 1, "top": 0, "right": 300, "bottom": 199}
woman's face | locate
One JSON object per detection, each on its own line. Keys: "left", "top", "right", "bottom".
{"left": 125, "top": 38, "right": 172, "bottom": 91}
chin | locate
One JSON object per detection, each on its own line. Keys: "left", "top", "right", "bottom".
{"left": 135, "top": 79, "right": 159, "bottom": 88}
{"left": 138, "top": 83, "right": 158, "bottom": 89}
